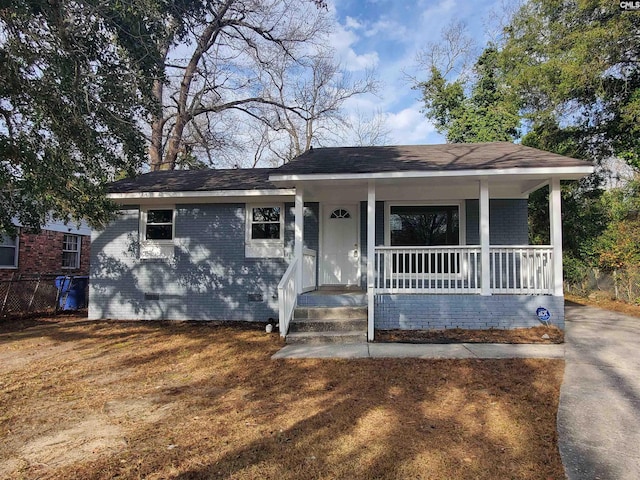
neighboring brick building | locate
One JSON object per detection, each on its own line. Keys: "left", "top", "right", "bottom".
{"left": 0, "top": 220, "right": 91, "bottom": 281}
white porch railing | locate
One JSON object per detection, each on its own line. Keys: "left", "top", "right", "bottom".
{"left": 490, "top": 246, "right": 553, "bottom": 295}
{"left": 302, "top": 248, "right": 317, "bottom": 293}
{"left": 375, "top": 246, "right": 482, "bottom": 294}
{"left": 277, "top": 258, "right": 298, "bottom": 338}
{"left": 374, "top": 245, "right": 554, "bottom": 295}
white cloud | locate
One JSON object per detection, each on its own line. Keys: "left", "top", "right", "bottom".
{"left": 364, "top": 18, "right": 410, "bottom": 41}
{"left": 385, "top": 103, "right": 440, "bottom": 144}
{"left": 345, "top": 16, "right": 363, "bottom": 30}
{"left": 328, "top": 15, "right": 380, "bottom": 71}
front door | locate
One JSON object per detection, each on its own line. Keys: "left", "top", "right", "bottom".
{"left": 322, "top": 204, "right": 359, "bottom": 285}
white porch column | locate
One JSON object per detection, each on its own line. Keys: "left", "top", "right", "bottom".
{"left": 294, "top": 188, "right": 304, "bottom": 291}
{"left": 367, "top": 181, "right": 376, "bottom": 341}
{"left": 480, "top": 178, "right": 491, "bottom": 296}
{"left": 549, "top": 178, "right": 563, "bottom": 296}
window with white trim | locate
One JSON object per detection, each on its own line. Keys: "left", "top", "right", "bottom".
{"left": 390, "top": 205, "right": 460, "bottom": 247}
{"left": 139, "top": 207, "right": 175, "bottom": 259}
{"left": 0, "top": 234, "right": 18, "bottom": 268}
{"left": 388, "top": 204, "right": 461, "bottom": 275}
{"left": 144, "top": 209, "right": 174, "bottom": 240}
{"left": 62, "top": 234, "right": 81, "bottom": 269}
{"left": 246, "top": 204, "right": 285, "bottom": 258}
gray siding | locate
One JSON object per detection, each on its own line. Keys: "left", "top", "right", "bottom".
{"left": 465, "top": 199, "right": 528, "bottom": 245}
{"left": 89, "top": 202, "right": 317, "bottom": 321}
{"left": 375, "top": 294, "right": 565, "bottom": 330}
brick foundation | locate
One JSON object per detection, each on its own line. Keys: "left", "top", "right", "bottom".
{"left": 374, "top": 294, "right": 565, "bottom": 330}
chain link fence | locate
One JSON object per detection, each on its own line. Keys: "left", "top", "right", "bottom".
{"left": 0, "top": 274, "right": 88, "bottom": 318}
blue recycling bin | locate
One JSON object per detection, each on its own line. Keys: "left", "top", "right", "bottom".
{"left": 55, "top": 276, "right": 89, "bottom": 310}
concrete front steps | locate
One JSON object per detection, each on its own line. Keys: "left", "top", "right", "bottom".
{"left": 286, "top": 304, "right": 368, "bottom": 345}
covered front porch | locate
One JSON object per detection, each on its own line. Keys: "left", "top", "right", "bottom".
{"left": 277, "top": 172, "right": 567, "bottom": 341}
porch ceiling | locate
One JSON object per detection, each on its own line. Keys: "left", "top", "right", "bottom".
{"left": 295, "top": 174, "right": 557, "bottom": 202}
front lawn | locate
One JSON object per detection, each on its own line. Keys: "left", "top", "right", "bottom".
{"left": 0, "top": 316, "right": 564, "bottom": 479}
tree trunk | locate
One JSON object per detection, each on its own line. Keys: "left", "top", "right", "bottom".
{"left": 149, "top": 77, "right": 165, "bottom": 171}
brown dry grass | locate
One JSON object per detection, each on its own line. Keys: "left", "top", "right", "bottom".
{"left": 0, "top": 315, "right": 565, "bottom": 480}
{"left": 376, "top": 326, "right": 564, "bottom": 344}
{"left": 565, "top": 293, "right": 640, "bottom": 318}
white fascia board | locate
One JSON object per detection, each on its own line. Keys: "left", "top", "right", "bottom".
{"left": 107, "top": 188, "right": 296, "bottom": 200}
{"left": 269, "top": 166, "right": 594, "bottom": 183}
{"left": 11, "top": 216, "right": 91, "bottom": 235}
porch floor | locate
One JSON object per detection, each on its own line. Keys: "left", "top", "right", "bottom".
{"left": 308, "top": 285, "right": 365, "bottom": 294}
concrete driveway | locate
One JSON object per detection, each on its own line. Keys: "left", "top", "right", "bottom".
{"left": 559, "top": 302, "right": 640, "bottom": 480}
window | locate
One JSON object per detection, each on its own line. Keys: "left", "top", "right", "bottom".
{"left": 330, "top": 208, "right": 351, "bottom": 219}
{"left": 139, "top": 207, "right": 175, "bottom": 259}
{"left": 62, "top": 234, "right": 81, "bottom": 269}
{"left": 388, "top": 204, "right": 461, "bottom": 275}
{"left": 0, "top": 234, "right": 18, "bottom": 268}
{"left": 390, "top": 205, "right": 459, "bottom": 246}
{"left": 250, "top": 207, "right": 282, "bottom": 240}
{"left": 145, "top": 209, "right": 174, "bottom": 240}
{"left": 246, "top": 204, "right": 285, "bottom": 258}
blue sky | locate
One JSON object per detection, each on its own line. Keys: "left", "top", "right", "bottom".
{"left": 327, "top": 0, "right": 507, "bottom": 145}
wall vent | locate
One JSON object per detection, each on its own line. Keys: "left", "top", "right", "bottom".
{"left": 145, "top": 293, "right": 160, "bottom": 301}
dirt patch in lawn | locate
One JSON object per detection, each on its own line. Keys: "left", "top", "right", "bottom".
{"left": 376, "top": 325, "right": 564, "bottom": 344}
{"left": 0, "top": 315, "right": 564, "bottom": 480}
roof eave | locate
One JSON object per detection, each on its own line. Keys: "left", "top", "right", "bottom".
{"left": 269, "top": 166, "right": 594, "bottom": 183}
{"left": 107, "top": 188, "right": 296, "bottom": 201}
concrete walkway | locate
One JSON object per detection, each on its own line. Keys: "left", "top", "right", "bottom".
{"left": 559, "top": 303, "right": 640, "bottom": 480}
{"left": 272, "top": 342, "right": 564, "bottom": 359}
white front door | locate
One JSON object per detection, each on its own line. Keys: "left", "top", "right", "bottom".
{"left": 322, "top": 204, "right": 360, "bottom": 285}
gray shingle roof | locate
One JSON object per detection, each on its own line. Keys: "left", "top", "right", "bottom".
{"left": 108, "top": 143, "right": 593, "bottom": 194}
{"left": 108, "top": 168, "right": 279, "bottom": 194}
{"left": 273, "top": 142, "right": 592, "bottom": 175}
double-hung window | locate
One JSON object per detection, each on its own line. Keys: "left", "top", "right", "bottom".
{"left": 140, "top": 208, "right": 175, "bottom": 259}
{"left": 0, "top": 234, "right": 18, "bottom": 268}
{"left": 62, "top": 234, "right": 81, "bottom": 269}
{"left": 144, "top": 209, "right": 174, "bottom": 240}
{"left": 246, "top": 205, "right": 284, "bottom": 258}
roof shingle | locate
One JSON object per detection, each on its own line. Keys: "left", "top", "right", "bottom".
{"left": 108, "top": 143, "right": 593, "bottom": 194}
{"left": 108, "top": 168, "right": 278, "bottom": 194}
{"left": 273, "top": 142, "right": 592, "bottom": 175}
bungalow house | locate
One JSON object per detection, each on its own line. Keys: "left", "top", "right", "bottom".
{"left": 89, "top": 142, "right": 593, "bottom": 342}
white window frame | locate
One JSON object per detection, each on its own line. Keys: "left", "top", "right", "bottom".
{"left": 384, "top": 201, "right": 466, "bottom": 247}
{"left": 245, "top": 203, "right": 285, "bottom": 258}
{"left": 62, "top": 234, "right": 81, "bottom": 269}
{"left": 384, "top": 201, "right": 466, "bottom": 280}
{"left": 0, "top": 234, "right": 19, "bottom": 269}
{"left": 139, "top": 206, "right": 176, "bottom": 259}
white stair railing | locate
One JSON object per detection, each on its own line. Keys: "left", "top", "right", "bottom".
{"left": 277, "top": 258, "right": 298, "bottom": 338}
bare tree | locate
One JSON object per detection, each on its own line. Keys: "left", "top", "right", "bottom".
{"left": 148, "top": 0, "right": 330, "bottom": 171}
{"left": 414, "top": 20, "right": 477, "bottom": 82}
{"left": 245, "top": 49, "right": 378, "bottom": 165}
{"left": 344, "top": 109, "right": 391, "bottom": 147}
